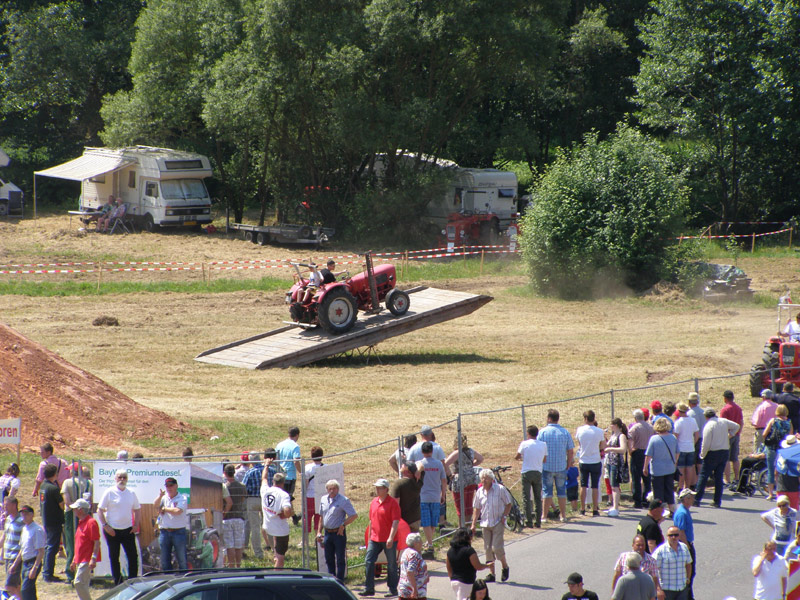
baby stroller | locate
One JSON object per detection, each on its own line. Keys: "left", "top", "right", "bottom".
{"left": 736, "top": 454, "right": 768, "bottom": 496}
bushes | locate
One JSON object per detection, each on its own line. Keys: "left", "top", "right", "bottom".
{"left": 521, "top": 125, "right": 690, "bottom": 298}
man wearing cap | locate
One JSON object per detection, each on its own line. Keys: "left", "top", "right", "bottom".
{"left": 471, "top": 469, "right": 511, "bottom": 583}
{"left": 1, "top": 497, "right": 24, "bottom": 599}
{"left": 70, "top": 499, "right": 100, "bottom": 600}
{"left": 753, "top": 389, "right": 779, "bottom": 449}
{"left": 539, "top": 409, "right": 575, "bottom": 523}
{"left": 685, "top": 394, "right": 706, "bottom": 475}
{"left": 222, "top": 463, "right": 247, "bottom": 568}
{"left": 562, "top": 572, "right": 599, "bottom": 600}
{"left": 694, "top": 408, "right": 739, "bottom": 508}
{"left": 406, "top": 426, "right": 446, "bottom": 463}
{"left": 62, "top": 463, "right": 92, "bottom": 584}
{"left": 241, "top": 452, "right": 264, "bottom": 560}
{"left": 652, "top": 526, "right": 692, "bottom": 600}
{"left": 154, "top": 476, "right": 188, "bottom": 571}
{"left": 263, "top": 472, "right": 294, "bottom": 568}
{"left": 636, "top": 499, "right": 665, "bottom": 555}
{"left": 776, "top": 383, "right": 800, "bottom": 433}
{"left": 673, "top": 489, "right": 696, "bottom": 600}
{"left": 673, "top": 404, "right": 699, "bottom": 491}
{"left": 761, "top": 495, "right": 797, "bottom": 556}
{"left": 391, "top": 461, "right": 422, "bottom": 533}
{"left": 650, "top": 402, "right": 673, "bottom": 432}
{"left": 11, "top": 505, "right": 44, "bottom": 600}
{"left": 234, "top": 453, "right": 251, "bottom": 483}
{"left": 612, "top": 535, "right": 662, "bottom": 597}
{"left": 362, "top": 478, "right": 401, "bottom": 597}
{"left": 97, "top": 469, "right": 141, "bottom": 585}
{"left": 720, "top": 390, "right": 743, "bottom": 489}
{"left": 317, "top": 479, "right": 358, "bottom": 582}
{"left": 629, "top": 410, "right": 654, "bottom": 509}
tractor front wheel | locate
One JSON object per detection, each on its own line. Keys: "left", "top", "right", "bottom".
{"left": 318, "top": 287, "right": 358, "bottom": 334}
{"left": 386, "top": 288, "right": 410, "bottom": 316}
{"left": 751, "top": 364, "right": 772, "bottom": 397}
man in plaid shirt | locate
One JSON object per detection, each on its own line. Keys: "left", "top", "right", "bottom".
{"left": 538, "top": 409, "right": 575, "bottom": 523}
{"left": 612, "top": 534, "right": 663, "bottom": 597}
{"left": 652, "top": 526, "right": 692, "bottom": 600}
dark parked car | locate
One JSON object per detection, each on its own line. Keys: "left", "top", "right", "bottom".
{"left": 96, "top": 569, "right": 358, "bottom": 600}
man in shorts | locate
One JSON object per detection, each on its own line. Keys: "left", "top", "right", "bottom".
{"left": 418, "top": 442, "right": 447, "bottom": 555}
{"left": 222, "top": 463, "right": 247, "bottom": 567}
{"left": 575, "top": 410, "right": 606, "bottom": 517}
{"left": 539, "top": 409, "right": 575, "bottom": 522}
{"left": 262, "top": 472, "right": 293, "bottom": 568}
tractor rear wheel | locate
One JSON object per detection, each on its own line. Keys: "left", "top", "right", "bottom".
{"left": 750, "top": 364, "right": 768, "bottom": 397}
{"left": 318, "top": 287, "right": 358, "bottom": 334}
{"left": 386, "top": 288, "right": 410, "bottom": 316}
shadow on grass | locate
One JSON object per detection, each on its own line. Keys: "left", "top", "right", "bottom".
{"left": 311, "top": 351, "right": 513, "bottom": 368}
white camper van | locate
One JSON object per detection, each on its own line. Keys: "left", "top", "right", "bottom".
{"left": 39, "top": 146, "right": 213, "bottom": 231}
{"left": 428, "top": 168, "right": 518, "bottom": 228}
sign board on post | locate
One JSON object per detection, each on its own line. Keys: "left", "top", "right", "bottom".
{"left": 0, "top": 419, "right": 22, "bottom": 464}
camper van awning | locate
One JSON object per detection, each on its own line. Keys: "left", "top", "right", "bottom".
{"left": 35, "top": 154, "right": 134, "bottom": 181}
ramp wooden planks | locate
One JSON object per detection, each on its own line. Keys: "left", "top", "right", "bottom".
{"left": 195, "top": 286, "right": 492, "bottom": 369}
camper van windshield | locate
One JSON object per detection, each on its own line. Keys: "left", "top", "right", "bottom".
{"left": 161, "top": 179, "right": 209, "bottom": 200}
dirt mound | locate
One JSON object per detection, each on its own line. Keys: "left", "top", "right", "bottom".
{"left": 0, "top": 322, "right": 189, "bottom": 452}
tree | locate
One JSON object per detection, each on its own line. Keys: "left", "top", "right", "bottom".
{"left": 633, "top": 0, "right": 767, "bottom": 221}
{"left": 520, "top": 124, "right": 689, "bottom": 298}
{"left": 0, "top": 0, "right": 141, "bottom": 195}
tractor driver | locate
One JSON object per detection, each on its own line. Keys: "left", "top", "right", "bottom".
{"left": 298, "top": 264, "right": 323, "bottom": 304}
{"left": 320, "top": 259, "right": 338, "bottom": 285}
{"left": 782, "top": 312, "right": 800, "bottom": 342}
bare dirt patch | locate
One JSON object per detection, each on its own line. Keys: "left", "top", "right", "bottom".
{"left": 0, "top": 322, "right": 189, "bottom": 452}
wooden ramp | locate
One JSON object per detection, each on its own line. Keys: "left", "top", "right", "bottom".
{"left": 195, "top": 287, "right": 492, "bottom": 369}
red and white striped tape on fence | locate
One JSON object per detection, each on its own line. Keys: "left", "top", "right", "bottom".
{"left": 678, "top": 227, "right": 792, "bottom": 240}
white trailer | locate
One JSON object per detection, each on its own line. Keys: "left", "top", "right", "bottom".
{"left": 427, "top": 168, "right": 519, "bottom": 228}
{"left": 35, "top": 146, "right": 213, "bottom": 230}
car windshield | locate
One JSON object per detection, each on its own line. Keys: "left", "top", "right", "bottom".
{"left": 96, "top": 579, "right": 166, "bottom": 600}
{"left": 160, "top": 179, "right": 209, "bottom": 200}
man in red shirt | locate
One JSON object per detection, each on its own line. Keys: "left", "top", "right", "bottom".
{"left": 70, "top": 499, "right": 100, "bottom": 600}
{"left": 361, "top": 479, "right": 401, "bottom": 598}
{"left": 720, "top": 390, "right": 744, "bottom": 489}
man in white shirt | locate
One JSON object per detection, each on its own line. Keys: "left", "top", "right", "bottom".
{"left": 575, "top": 410, "right": 606, "bottom": 517}
{"left": 262, "top": 472, "right": 293, "bottom": 568}
{"left": 471, "top": 469, "right": 512, "bottom": 583}
{"left": 154, "top": 477, "right": 189, "bottom": 571}
{"left": 782, "top": 312, "right": 800, "bottom": 343}
{"left": 515, "top": 425, "right": 547, "bottom": 528}
{"left": 753, "top": 540, "right": 787, "bottom": 600}
{"left": 694, "top": 409, "right": 740, "bottom": 508}
{"left": 97, "top": 469, "right": 141, "bottom": 585}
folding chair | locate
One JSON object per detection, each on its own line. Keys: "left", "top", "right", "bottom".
{"left": 108, "top": 203, "right": 131, "bottom": 234}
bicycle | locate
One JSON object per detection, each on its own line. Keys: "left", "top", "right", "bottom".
{"left": 491, "top": 466, "right": 524, "bottom": 532}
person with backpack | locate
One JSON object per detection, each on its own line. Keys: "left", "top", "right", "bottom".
{"left": 763, "top": 405, "right": 794, "bottom": 501}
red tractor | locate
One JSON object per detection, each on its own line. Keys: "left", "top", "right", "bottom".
{"left": 438, "top": 211, "right": 501, "bottom": 247}
{"left": 749, "top": 303, "right": 800, "bottom": 396}
{"left": 286, "top": 253, "right": 410, "bottom": 334}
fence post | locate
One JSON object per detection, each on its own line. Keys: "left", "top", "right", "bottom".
{"left": 610, "top": 389, "right": 615, "bottom": 420}
{"left": 300, "top": 457, "right": 308, "bottom": 568}
{"left": 457, "top": 415, "right": 465, "bottom": 527}
{"left": 771, "top": 367, "right": 778, "bottom": 394}
{"left": 752, "top": 232, "right": 756, "bottom": 252}
{"left": 790, "top": 227, "right": 793, "bottom": 249}
{"left": 694, "top": 378, "right": 699, "bottom": 396}
{"left": 521, "top": 405, "right": 527, "bottom": 440}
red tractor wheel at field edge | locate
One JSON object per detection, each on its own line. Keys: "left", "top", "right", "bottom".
{"left": 750, "top": 303, "right": 800, "bottom": 396}
{"left": 286, "top": 252, "right": 410, "bottom": 334}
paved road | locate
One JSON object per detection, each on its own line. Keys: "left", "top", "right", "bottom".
{"left": 405, "top": 490, "right": 775, "bottom": 600}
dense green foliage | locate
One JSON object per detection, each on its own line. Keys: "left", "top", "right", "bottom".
{"left": 2, "top": 0, "right": 800, "bottom": 252}
{"left": 520, "top": 125, "right": 690, "bottom": 298}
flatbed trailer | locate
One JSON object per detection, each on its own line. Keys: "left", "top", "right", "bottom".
{"left": 195, "top": 286, "right": 492, "bottom": 369}
{"left": 227, "top": 221, "right": 334, "bottom": 246}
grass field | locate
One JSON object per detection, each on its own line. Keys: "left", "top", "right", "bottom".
{"left": 0, "top": 213, "right": 795, "bottom": 596}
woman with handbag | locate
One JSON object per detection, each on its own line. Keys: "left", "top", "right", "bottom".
{"left": 605, "top": 418, "right": 629, "bottom": 517}
{"left": 763, "top": 405, "right": 793, "bottom": 501}
{"left": 643, "top": 418, "right": 679, "bottom": 515}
